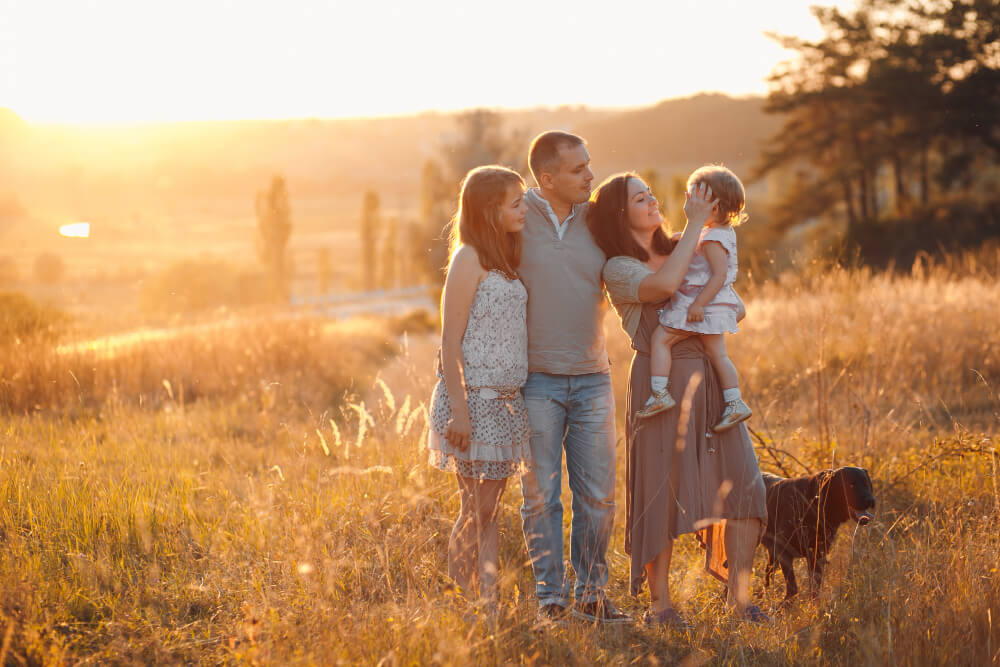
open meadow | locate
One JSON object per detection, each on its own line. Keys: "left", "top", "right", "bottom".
{"left": 0, "top": 247, "right": 998, "bottom": 665}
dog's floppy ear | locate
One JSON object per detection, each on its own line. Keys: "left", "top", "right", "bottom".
{"left": 809, "top": 469, "right": 834, "bottom": 499}
{"left": 815, "top": 468, "right": 838, "bottom": 510}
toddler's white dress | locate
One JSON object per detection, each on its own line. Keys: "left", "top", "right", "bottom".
{"left": 658, "top": 226, "right": 741, "bottom": 335}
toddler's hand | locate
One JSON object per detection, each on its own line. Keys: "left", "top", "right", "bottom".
{"left": 687, "top": 304, "right": 705, "bottom": 323}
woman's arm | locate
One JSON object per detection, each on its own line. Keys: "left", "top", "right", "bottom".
{"left": 686, "top": 240, "right": 728, "bottom": 322}
{"left": 637, "top": 183, "right": 718, "bottom": 303}
{"left": 439, "top": 246, "right": 486, "bottom": 451}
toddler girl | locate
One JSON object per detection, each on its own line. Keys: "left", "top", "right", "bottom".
{"left": 638, "top": 165, "right": 752, "bottom": 434}
{"left": 427, "top": 165, "right": 531, "bottom": 602}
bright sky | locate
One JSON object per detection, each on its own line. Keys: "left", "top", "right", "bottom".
{"left": 0, "top": 0, "right": 854, "bottom": 124}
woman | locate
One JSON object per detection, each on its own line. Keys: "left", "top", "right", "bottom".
{"left": 587, "top": 173, "right": 768, "bottom": 626}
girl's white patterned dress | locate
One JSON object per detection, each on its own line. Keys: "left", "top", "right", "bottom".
{"left": 427, "top": 270, "right": 531, "bottom": 480}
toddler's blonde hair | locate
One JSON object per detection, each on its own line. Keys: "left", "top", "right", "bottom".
{"left": 687, "top": 165, "right": 748, "bottom": 226}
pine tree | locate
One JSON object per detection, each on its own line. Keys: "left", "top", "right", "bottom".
{"left": 380, "top": 217, "right": 399, "bottom": 289}
{"left": 360, "top": 190, "right": 380, "bottom": 291}
{"left": 255, "top": 175, "right": 292, "bottom": 298}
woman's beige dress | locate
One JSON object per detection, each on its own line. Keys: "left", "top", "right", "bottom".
{"left": 604, "top": 255, "right": 767, "bottom": 595}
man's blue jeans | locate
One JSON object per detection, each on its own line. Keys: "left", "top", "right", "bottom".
{"left": 519, "top": 371, "right": 617, "bottom": 607}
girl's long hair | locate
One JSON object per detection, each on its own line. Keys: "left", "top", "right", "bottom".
{"left": 448, "top": 166, "right": 525, "bottom": 278}
{"left": 586, "top": 172, "right": 673, "bottom": 262}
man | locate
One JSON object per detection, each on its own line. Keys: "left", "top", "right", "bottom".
{"left": 518, "top": 131, "right": 628, "bottom": 624}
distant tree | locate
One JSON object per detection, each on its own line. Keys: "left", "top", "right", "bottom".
{"left": 379, "top": 217, "right": 399, "bottom": 289}
{"left": 255, "top": 175, "right": 292, "bottom": 298}
{"left": 34, "top": 253, "right": 65, "bottom": 284}
{"left": 0, "top": 256, "right": 17, "bottom": 284}
{"left": 441, "top": 109, "right": 528, "bottom": 179}
{"left": 413, "top": 160, "right": 452, "bottom": 283}
{"left": 756, "top": 0, "right": 1000, "bottom": 257}
{"left": 360, "top": 190, "right": 380, "bottom": 291}
{"left": 413, "top": 110, "right": 529, "bottom": 286}
{"left": 316, "top": 246, "right": 332, "bottom": 294}
{"left": 420, "top": 159, "right": 450, "bottom": 226}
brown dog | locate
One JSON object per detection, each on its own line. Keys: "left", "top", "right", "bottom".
{"left": 761, "top": 467, "right": 875, "bottom": 599}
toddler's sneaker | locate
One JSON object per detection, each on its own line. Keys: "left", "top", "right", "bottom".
{"left": 713, "top": 399, "right": 752, "bottom": 432}
{"left": 637, "top": 389, "right": 676, "bottom": 419}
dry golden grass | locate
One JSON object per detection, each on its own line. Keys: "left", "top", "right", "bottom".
{"left": 0, "top": 251, "right": 998, "bottom": 664}
{"left": 0, "top": 316, "right": 398, "bottom": 414}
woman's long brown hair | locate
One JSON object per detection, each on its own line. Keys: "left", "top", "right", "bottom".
{"left": 447, "top": 166, "right": 525, "bottom": 278}
{"left": 586, "top": 172, "right": 672, "bottom": 262}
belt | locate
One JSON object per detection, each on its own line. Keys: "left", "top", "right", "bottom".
{"left": 473, "top": 387, "right": 521, "bottom": 400}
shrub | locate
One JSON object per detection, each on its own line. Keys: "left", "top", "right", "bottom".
{"left": 0, "top": 291, "right": 66, "bottom": 343}
{"left": 140, "top": 258, "right": 280, "bottom": 315}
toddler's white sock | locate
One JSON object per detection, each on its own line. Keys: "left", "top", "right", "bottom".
{"left": 651, "top": 376, "right": 669, "bottom": 395}
{"left": 722, "top": 388, "right": 742, "bottom": 403}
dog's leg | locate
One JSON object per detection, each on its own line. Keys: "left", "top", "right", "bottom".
{"left": 764, "top": 546, "right": 779, "bottom": 589}
{"left": 779, "top": 556, "right": 798, "bottom": 599}
{"left": 806, "top": 550, "right": 826, "bottom": 597}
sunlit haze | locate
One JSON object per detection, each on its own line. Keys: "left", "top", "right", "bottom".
{"left": 2, "top": 0, "right": 854, "bottom": 124}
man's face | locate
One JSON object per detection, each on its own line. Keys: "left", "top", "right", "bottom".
{"left": 548, "top": 143, "right": 593, "bottom": 205}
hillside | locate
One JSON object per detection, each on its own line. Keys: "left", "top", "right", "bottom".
{"left": 578, "top": 93, "right": 781, "bottom": 176}
{"left": 0, "top": 95, "right": 780, "bottom": 282}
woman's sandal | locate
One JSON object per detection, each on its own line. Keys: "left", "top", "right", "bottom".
{"left": 643, "top": 607, "right": 694, "bottom": 631}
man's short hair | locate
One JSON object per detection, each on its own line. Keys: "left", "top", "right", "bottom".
{"left": 528, "top": 131, "right": 586, "bottom": 185}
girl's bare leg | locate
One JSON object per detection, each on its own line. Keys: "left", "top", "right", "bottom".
{"left": 450, "top": 474, "right": 507, "bottom": 600}
{"left": 449, "top": 475, "right": 479, "bottom": 593}
{"left": 701, "top": 334, "right": 739, "bottom": 390}
{"left": 473, "top": 477, "right": 507, "bottom": 602}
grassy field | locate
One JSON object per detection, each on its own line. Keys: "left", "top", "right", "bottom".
{"left": 1, "top": 250, "right": 999, "bottom": 664}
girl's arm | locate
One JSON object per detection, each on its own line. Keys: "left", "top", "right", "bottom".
{"left": 638, "top": 183, "right": 718, "bottom": 303}
{"left": 439, "top": 246, "right": 486, "bottom": 451}
{"left": 687, "top": 240, "right": 728, "bottom": 322}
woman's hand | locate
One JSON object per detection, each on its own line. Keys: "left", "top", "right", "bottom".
{"left": 446, "top": 411, "right": 472, "bottom": 451}
{"left": 687, "top": 304, "right": 705, "bottom": 323}
{"left": 683, "top": 182, "right": 718, "bottom": 227}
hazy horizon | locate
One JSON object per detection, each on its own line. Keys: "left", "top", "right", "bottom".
{"left": 1, "top": 90, "right": 764, "bottom": 128}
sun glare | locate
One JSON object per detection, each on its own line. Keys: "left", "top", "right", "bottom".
{"left": 0, "top": 1, "right": 854, "bottom": 125}
{"left": 59, "top": 223, "right": 91, "bottom": 238}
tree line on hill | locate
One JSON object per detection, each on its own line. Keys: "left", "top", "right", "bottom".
{"left": 755, "top": 0, "right": 1000, "bottom": 266}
